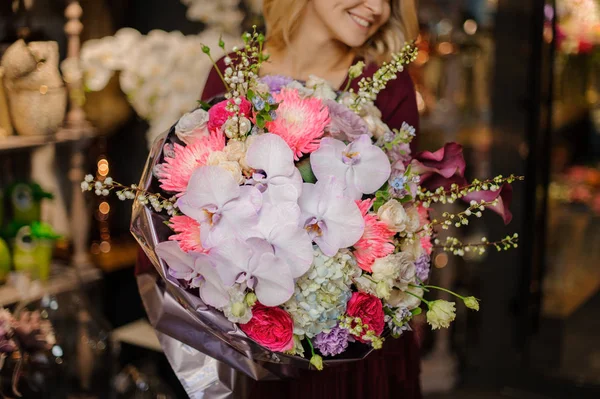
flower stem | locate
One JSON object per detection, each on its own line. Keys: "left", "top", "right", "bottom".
{"left": 306, "top": 337, "right": 316, "bottom": 357}
{"left": 423, "top": 285, "right": 465, "bottom": 300}
{"left": 405, "top": 291, "right": 431, "bottom": 306}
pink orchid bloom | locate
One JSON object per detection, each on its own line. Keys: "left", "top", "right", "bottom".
{"left": 298, "top": 177, "right": 365, "bottom": 256}
{"left": 250, "top": 202, "right": 313, "bottom": 278}
{"left": 176, "top": 166, "right": 262, "bottom": 248}
{"left": 156, "top": 241, "right": 229, "bottom": 308}
{"left": 245, "top": 133, "right": 303, "bottom": 203}
{"left": 210, "top": 237, "right": 295, "bottom": 307}
{"left": 310, "top": 134, "right": 391, "bottom": 200}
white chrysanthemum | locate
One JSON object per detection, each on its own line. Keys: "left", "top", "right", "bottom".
{"left": 284, "top": 248, "right": 361, "bottom": 338}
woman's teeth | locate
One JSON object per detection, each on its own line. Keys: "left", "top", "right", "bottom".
{"left": 349, "top": 13, "right": 370, "bottom": 28}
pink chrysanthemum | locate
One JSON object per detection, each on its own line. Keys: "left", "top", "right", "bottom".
{"left": 168, "top": 215, "right": 205, "bottom": 253}
{"left": 265, "top": 88, "right": 330, "bottom": 160}
{"left": 417, "top": 205, "right": 433, "bottom": 255}
{"left": 353, "top": 199, "right": 395, "bottom": 272}
{"left": 159, "top": 130, "right": 225, "bottom": 194}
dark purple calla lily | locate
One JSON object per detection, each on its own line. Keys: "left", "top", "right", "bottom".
{"left": 411, "top": 143, "right": 467, "bottom": 191}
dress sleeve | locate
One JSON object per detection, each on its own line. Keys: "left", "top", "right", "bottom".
{"left": 375, "top": 69, "right": 420, "bottom": 149}
{"left": 200, "top": 56, "right": 229, "bottom": 102}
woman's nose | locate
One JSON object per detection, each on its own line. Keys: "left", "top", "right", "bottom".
{"left": 363, "top": 0, "right": 385, "bottom": 15}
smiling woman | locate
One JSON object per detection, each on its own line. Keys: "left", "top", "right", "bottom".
{"left": 136, "top": 0, "right": 422, "bottom": 397}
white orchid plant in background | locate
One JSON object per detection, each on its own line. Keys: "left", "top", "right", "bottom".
{"left": 72, "top": 0, "right": 261, "bottom": 145}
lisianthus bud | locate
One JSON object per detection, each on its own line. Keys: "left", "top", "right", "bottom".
{"left": 245, "top": 292, "right": 257, "bottom": 307}
{"left": 310, "top": 354, "right": 324, "bottom": 371}
{"left": 463, "top": 296, "right": 480, "bottom": 311}
{"left": 426, "top": 300, "right": 456, "bottom": 330}
{"left": 348, "top": 61, "right": 365, "bottom": 79}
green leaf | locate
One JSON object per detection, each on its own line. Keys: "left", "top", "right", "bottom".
{"left": 256, "top": 114, "right": 265, "bottom": 128}
{"left": 264, "top": 103, "right": 271, "bottom": 112}
{"left": 296, "top": 158, "right": 317, "bottom": 183}
{"left": 197, "top": 100, "right": 212, "bottom": 111}
{"left": 411, "top": 307, "right": 422, "bottom": 316}
{"left": 373, "top": 198, "right": 385, "bottom": 213}
{"left": 247, "top": 89, "right": 255, "bottom": 101}
{"left": 399, "top": 195, "right": 413, "bottom": 204}
{"left": 262, "top": 112, "right": 273, "bottom": 122}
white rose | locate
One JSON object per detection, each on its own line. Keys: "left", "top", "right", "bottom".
{"left": 400, "top": 239, "right": 423, "bottom": 261}
{"left": 207, "top": 151, "right": 228, "bottom": 166}
{"left": 223, "top": 140, "right": 247, "bottom": 162}
{"left": 386, "top": 286, "right": 423, "bottom": 309}
{"left": 371, "top": 253, "right": 403, "bottom": 282}
{"left": 286, "top": 80, "right": 313, "bottom": 97}
{"left": 306, "top": 75, "right": 337, "bottom": 101}
{"left": 218, "top": 161, "right": 244, "bottom": 184}
{"left": 404, "top": 206, "right": 421, "bottom": 233}
{"left": 354, "top": 275, "right": 378, "bottom": 297}
{"left": 363, "top": 114, "right": 391, "bottom": 140}
{"left": 395, "top": 255, "right": 417, "bottom": 291}
{"left": 377, "top": 199, "right": 409, "bottom": 233}
{"left": 175, "top": 108, "right": 210, "bottom": 145}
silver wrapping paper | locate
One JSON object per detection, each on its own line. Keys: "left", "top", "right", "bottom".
{"left": 130, "top": 128, "right": 376, "bottom": 397}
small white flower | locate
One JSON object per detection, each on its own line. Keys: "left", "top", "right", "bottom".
{"left": 104, "top": 177, "right": 113, "bottom": 186}
{"left": 81, "top": 182, "right": 89, "bottom": 191}
{"left": 102, "top": 189, "right": 109, "bottom": 196}
{"left": 85, "top": 175, "right": 94, "bottom": 183}
{"left": 95, "top": 189, "right": 102, "bottom": 196}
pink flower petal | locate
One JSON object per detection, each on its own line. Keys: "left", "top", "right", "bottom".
{"left": 412, "top": 143, "right": 466, "bottom": 191}
{"left": 464, "top": 183, "right": 514, "bottom": 225}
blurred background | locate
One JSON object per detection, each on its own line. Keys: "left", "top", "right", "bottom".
{"left": 0, "top": 0, "right": 599, "bottom": 398}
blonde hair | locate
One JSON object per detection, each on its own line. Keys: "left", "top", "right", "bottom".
{"left": 263, "top": 0, "right": 418, "bottom": 64}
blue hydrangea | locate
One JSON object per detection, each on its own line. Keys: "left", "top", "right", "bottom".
{"left": 284, "top": 248, "right": 360, "bottom": 338}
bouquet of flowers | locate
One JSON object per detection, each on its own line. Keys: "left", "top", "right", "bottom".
{"left": 84, "top": 29, "right": 522, "bottom": 393}
{"left": 0, "top": 308, "right": 56, "bottom": 396}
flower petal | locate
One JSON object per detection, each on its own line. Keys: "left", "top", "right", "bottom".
{"left": 250, "top": 251, "right": 294, "bottom": 306}
{"left": 269, "top": 224, "right": 313, "bottom": 278}
{"left": 310, "top": 137, "right": 349, "bottom": 186}
{"left": 195, "top": 254, "right": 230, "bottom": 308}
{"left": 350, "top": 135, "right": 391, "bottom": 195}
{"left": 155, "top": 241, "right": 195, "bottom": 280}
{"left": 178, "top": 165, "right": 240, "bottom": 211}
{"left": 209, "top": 238, "right": 253, "bottom": 286}
{"left": 464, "top": 183, "right": 514, "bottom": 225}
{"left": 245, "top": 133, "right": 295, "bottom": 178}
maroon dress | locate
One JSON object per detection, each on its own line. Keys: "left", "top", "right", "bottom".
{"left": 136, "top": 56, "right": 422, "bottom": 399}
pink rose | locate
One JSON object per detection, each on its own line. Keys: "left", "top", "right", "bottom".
{"left": 208, "top": 98, "right": 252, "bottom": 132}
{"left": 240, "top": 303, "right": 294, "bottom": 352}
{"left": 346, "top": 292, "right": 385, "bottom": 342}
